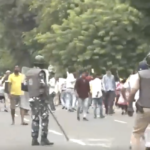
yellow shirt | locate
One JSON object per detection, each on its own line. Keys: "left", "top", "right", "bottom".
{"left": 8, "top": 73, "right": 23, "bottom": 95}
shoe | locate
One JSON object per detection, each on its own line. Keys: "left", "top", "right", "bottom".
{"left": 77, "top": 116, "right": 80, "bottom": 121}
{"left": 41, "top": 138, "right": 54, "bottom": 146}
{"left": 32, "top": 138, "right": 40, "bottom": 146}
{"left": 100, "top": 116, "right": 105, "bottom": 118}
{"left": 4, "top": 109, "right": 8, "bottom": 112}
{"left": 62, "top": 106, "right": 65, "bottom": 109}
{"left": 72, "top": 108, "right": 76, "bottom": 111}
{"left": 83, "top": 117, "right": 88, "bottom": 121}
{"left": 68, "top": 109, "right": 73, "bottom": 112}
{"left": 122, "top": 112, "right": 124, "bottom": 115}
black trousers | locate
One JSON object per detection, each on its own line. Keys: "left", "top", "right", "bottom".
{"left": 104, "top": 91, "right": 115, "bottom": 114}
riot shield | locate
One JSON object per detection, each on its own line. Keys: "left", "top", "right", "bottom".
{"left": 21, "top": 66, "right": 31, "bottom": 74}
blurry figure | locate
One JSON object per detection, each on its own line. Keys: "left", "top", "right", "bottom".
{"left": 117, "top": 79, "right": 128, "bottom": 115}
{"left": 1, "top": 70, "right": 11, "bottom": 112}
{"left": 66, "top": 71, "right": 76, "bottom": 112}
{"left": 102, "top": 70, "right": 116, "bottom": 114}
{"left": 90, "top": 73, "right": 105, "bottom": 118}
{"left": 75, "top": 71, "right": 90, "bottom": 121}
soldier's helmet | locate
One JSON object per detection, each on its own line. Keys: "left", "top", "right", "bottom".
{"left": 139, "top": 60, "right": 148, "bottom": 71}
{"left": 33, "top": 55, "right": 48, "bottom": 68}
{"left": 146, "top": 53, "right": 150, "bottom": 66}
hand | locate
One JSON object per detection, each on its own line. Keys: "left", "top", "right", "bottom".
{"left": 127, "top": 105, "right": 134, "bottom": 117}
{"left": 88, "top": 93, "right": 92, "bottom": 98}
{"left": 8, "top": 94, "right": 11, "bottom": 99}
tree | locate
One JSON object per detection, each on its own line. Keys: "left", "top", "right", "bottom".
{"left": 0, "top": 0, "right": 37, "bottom": 66}
{"left": 0, "top": 49, "right": 15, "bottom": 72}
{"left": 34, "top": 0, "right": 148, "bottom": 75}
{"left": 130, "top": 0, "right": 150, "bottom": 38}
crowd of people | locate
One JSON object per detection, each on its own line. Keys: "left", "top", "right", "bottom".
{"left": 0, "top": 59, "right": 150, "bottom": 149}
{"left": 52, "top": 70, "right": 137, "bottom": 121}
{"left": 0, "top": 66, "right": 138, "bottom": 123}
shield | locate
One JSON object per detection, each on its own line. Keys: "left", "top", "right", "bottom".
{"left": 21, "top": 66, "right": 31, "bottom": 74}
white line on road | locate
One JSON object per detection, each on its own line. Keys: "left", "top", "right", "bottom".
{"left": 48, "top": 130, "right": 63, "bottom": 135}
{"left": 86, "top": 143, "right": 111, "bottom": 147}
{"left": 70, "top": 139, "right": 86, "bottom": 145}
{"left": 87, "top": 138, "right": 113, "bottom": 141}
{"left": 114, "top": 120, "right": 127, "bottom": 124}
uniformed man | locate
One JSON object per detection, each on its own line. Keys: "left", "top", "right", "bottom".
{"left": 25, "top": 55, "right": 54, "bottom": 146}
{"left": 127, "top": 53, "right": 150, "bottom": 150}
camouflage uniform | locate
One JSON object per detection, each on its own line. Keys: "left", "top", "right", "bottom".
{"left": 25, "top": 55, "right": 54, "bottom": 146}
{"left": 30, "top": 96, "right": 49, "bottom": 139}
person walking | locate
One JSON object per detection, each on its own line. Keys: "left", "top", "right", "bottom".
{"left": 102, "top": 70, "right": 116, "bottom": 114}
{"left": 66, "top": 71, "right": 76, "bottom": 112}
{"left": 90, "top": 74, "right": 105, "bottom": 119}
{"left": 1, "top": 70, "right": 11, "bottom": 112}
{"left": 75, "top": 71, "right": 90, "bottom": 121}
{"left": 8, "top": 66, "right": 28, "bottom": 125}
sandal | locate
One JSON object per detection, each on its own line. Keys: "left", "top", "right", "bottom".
{"left": 22, "top": 122, "right": 28, "bottom": 125}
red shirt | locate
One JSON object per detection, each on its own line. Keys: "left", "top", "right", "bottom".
{"left": 75, "top": 78, "right": 90, "bottom": 99}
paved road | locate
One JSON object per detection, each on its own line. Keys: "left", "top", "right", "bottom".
{"left": 0, "top": 106, "right": 135, "bottom": 150}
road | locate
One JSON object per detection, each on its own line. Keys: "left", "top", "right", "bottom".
{"left": 0, "top": 106, "right": 136, "bottom": 150}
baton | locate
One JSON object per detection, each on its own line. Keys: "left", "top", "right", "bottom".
{"left": 48, "top": 105, "right": 69, "bottom": 141}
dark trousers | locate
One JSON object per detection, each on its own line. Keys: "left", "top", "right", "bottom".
{"left": 104, "top": 91, "right": 115, "bottom": 114}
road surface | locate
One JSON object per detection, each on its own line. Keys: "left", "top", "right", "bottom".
{"left": 0, "top": 106, "right": 135, "bottom": 150}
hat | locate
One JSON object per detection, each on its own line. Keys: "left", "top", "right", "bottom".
{"left": 6, "top": 70, "right": 10, "bottom": 73}
{"left": 139, "top": 60, "right": 148, "bottom": 71}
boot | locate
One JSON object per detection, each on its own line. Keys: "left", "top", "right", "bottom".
{"left": 41, "top": 137, "right": 54, "bottom": 146}
{"left": 32, "top": 138, "right": 40, "bottom": 146}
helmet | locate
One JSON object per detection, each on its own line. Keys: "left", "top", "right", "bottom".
{"left": 146, "top": 53, "right": 150, "bottom": 66}
{"left": 138, "top": 60, "right": 148, "bottom": 71}
{"left": 33, "top": 55, "right": 48, "bottom": 68}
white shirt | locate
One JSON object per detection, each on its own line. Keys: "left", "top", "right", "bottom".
{"left": 58, "top": 78, "right": 66, "bottom": 92}
{"left": 123, "top": 74, "right": 139, "bottom": 100}
{"left": 66, "top": 73, "right": 76, "bottom": 89}
{"left": 49, "top": 77, "right": 56, "bottom": 94}
{"left": 90, "top": 78, "right": 102, "bottom": 98}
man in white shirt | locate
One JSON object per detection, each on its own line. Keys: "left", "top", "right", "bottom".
{"left": 90, "top": 74, "right": 105, "bottom": 118}
{"left": 66, "top": 72, "right": 76, "bottom": 112}
{"left": 49, "top": 72, "right": 56, "bottom": 95}
{"left": 59, "top": 77, "right": 67, "bottom": 109}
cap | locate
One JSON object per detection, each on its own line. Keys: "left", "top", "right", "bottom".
{"left": 6, "top": 70, "right": 10, "bottom": 73}
{"left": 139, "top": 60, "right": 148, "bottom": 71}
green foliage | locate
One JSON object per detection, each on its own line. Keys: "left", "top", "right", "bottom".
{"left": 0, "top": 0, "right": 37, "bottom": 66}
{"left": 0, "top": 50, "right": 15, "bottom": 72}
{"left": 34, "top": 0, "right": 149, "bottom": 74}
{"left": 0, "top": 0, "right": 150, "bottom": 76}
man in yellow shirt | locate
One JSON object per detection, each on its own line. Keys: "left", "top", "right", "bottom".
{"left": 8, "top": 66, "right": 28, "bottom": 125}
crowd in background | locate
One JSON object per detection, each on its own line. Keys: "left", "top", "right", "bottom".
{"left": 51, "top": 69, "right": 138, "bottom": 120}
{"left": 0, "top": 66, "right": 138, "bottom": 123}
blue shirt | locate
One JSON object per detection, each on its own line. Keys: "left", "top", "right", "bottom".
{"left": 102, "top": 74, "right": 116, "bottom": 91}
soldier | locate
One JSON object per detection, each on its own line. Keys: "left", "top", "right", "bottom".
{"left": 25, "top": 55, "right": 54, "bottom": 146}
{"left": 127, "top": 53, "right": 150, "bottom": 150}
